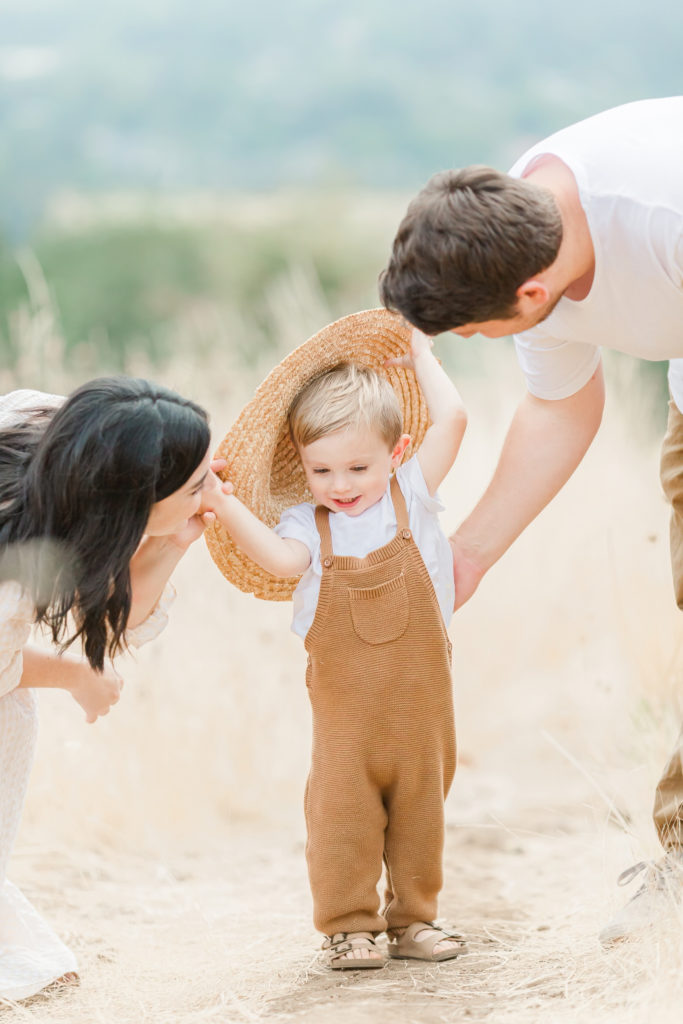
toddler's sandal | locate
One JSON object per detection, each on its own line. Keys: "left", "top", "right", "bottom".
{"left": 322, "top": 931, "right": 385, "bottom": 970}
{"left": 387, "top": 921, "right": 466, "bottom": 962}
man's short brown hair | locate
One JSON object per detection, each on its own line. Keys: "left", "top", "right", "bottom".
{"left": 378, "top": 166, "right": 563, "bottom": 334}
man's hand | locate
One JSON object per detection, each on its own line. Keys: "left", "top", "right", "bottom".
{"left": 450, "top": 534, "right": 486, "bottom": 611}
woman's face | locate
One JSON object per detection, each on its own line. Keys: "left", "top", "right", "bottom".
{"left": 145, "top": 447, "right": 213, "bottom": 536}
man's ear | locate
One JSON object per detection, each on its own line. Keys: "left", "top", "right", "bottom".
{"left": 391, "top": 433, "right": 411, "bottom": 468}
{"left": 516, "top": 278, "right": 550, "bottom": 311}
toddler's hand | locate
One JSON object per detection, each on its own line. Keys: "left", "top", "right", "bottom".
{"left": 199, "top": 468, "right": 234, "bottom": 513}
{"left": 385, "top": 328, "right": 434, "bottom": 370}
{"left": 169, "top": 468, "right": 235, "bottom": 549}
{"left": 70, "top": 663, "right": 123, "bottom": 724}
{"left": 210, "top": 457, "right": 235, "bottom": 495}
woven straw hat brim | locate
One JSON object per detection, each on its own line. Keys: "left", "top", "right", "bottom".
{"left": 205, "top": 308, "right": 429, "bottom": 601}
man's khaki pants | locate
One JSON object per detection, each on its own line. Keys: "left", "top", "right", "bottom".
{"left": 654, "top": 398, "right": 683, "bottom": 849}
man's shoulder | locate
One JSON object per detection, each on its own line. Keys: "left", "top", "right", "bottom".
{"left": 509, "top": 97, "right": 683, "bottom": 186}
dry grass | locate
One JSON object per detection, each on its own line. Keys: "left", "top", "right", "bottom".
{"left": 2, "top": 339, "right": 683, "bottom": 1022}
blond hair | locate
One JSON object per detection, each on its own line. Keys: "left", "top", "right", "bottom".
{"left": 288, "top": 362, "right": 403, "bottom": 451}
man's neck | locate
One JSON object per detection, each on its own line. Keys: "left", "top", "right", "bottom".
{"left": 523, "top": 155, "right": 595, "bottom": 302}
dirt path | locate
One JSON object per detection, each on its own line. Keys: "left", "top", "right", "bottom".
{"left": 3, "top": 793, "right": 679, "bottom": 1024}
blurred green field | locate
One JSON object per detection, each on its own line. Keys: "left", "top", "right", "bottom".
{"left": 0, "top": 192, "right": 406, "bottom": 376}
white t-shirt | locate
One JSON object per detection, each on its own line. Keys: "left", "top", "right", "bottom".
{"left": 507, "top": 97, "right": 683, "bottom": 409}
{"left": 274, "top": 455, "right": 454, "bottom": 640}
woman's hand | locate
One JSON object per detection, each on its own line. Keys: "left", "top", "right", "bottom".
{"left": 69, "top": 663, "right": 123, "bottom": 724}
{"left": 168, "top": 459, "right": 234, "bottom": 551}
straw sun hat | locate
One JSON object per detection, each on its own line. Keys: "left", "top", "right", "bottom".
{"left": 205, "top": 308, "right": 429, "bottom": 601}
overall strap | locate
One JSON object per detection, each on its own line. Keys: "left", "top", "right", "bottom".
{"left": 314, "top": 504, "right": 334, "bottom": 560}
{"left": 390, "top": 474, "right": 410, "bottom": 531}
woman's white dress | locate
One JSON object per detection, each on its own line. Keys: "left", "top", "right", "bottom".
{"left": 0, "top": 390, "right": 174, "bottom": 1001}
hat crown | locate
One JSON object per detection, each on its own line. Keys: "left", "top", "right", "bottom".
{"left": 206, "top": 309, "right": 429, "bottom": 600}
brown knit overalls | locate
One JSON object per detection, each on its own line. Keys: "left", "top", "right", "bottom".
{"left": 303, "top": 476, "right": 456, "bottom": 935}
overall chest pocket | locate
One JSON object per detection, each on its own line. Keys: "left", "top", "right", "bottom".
{"left": 348, "top": 572, "right": 409, "bottom": 645}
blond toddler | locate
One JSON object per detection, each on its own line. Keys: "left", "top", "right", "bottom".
{"left": 206, "top": 329, "right": 466, "bottom": 968}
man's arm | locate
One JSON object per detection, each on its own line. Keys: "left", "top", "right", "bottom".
{"left": 451, "top": 361, "right": 605, "bottom": 609}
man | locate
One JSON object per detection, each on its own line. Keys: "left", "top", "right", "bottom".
{"left": 379, "top": 96, "right": 683, "bottom": 945}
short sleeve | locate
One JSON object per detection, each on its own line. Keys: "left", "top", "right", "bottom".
{"left": 396, "top": 456, "right": 445, "bottom": 514}
{"left": 513, "top": 332, "right": 602, "bottom": 400}
{"left": 274, "top": 503, "right": 318, "bottom": 556}
{"left": 675, "top": 233, "right": 683, "bottom": 288}
{"left": 0, "top": 581, "right": 33, "bottom": 697}
{"left": 125, "top": 583, "right": 176, "bottom": 649}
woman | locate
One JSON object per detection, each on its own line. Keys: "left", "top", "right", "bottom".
{"left": 0, "top": 377, "right": 214, "bottom": 1001}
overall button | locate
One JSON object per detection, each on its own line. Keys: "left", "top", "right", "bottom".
{"left": 322, "top": 557, "right": 333, "bottom": 568}
{"left": 402, "top": 529, "right": 411, "bottom": 540}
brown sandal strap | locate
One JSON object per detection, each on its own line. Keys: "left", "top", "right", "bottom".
{"left": 322, "top": 931, "right": 379, "bottom": 957}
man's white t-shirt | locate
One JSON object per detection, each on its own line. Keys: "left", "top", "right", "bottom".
{"left": 274, "top": 455, "right": 454, "bottom": 640}
{"left": 507, "top": 97, "right": 683, "bottom": 409}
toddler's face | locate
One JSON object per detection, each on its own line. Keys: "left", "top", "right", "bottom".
{"left": 299, "top": 425, "right": 408, "bottom": 517}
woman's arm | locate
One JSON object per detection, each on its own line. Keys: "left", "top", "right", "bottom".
{"left": 18, "top": 646, "right": 122, "bottom": 723}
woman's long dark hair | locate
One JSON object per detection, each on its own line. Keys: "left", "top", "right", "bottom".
{"left": 0, "top": 377, "right": 210, "bottom": 671}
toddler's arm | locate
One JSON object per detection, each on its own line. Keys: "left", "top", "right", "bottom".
{"left": 203, "top": 480, "right": 312, "bottom": 578}
{"left": 392, "top": 329, "right": 467, "bottom": 494}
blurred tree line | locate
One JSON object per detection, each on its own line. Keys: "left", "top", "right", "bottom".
{"left": 0, "top": 195, "right": 402, "bottom": 376}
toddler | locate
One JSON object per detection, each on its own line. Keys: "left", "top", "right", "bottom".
{"left": 207, "top": 328, "right": 466, "bottom": 968}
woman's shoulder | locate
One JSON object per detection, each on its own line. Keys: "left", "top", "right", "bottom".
{"left": 0, "top": 579, "right": 34, "bottom": 694}
{"left": 0, "top": 389, "right": 63, "bottom": 429}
